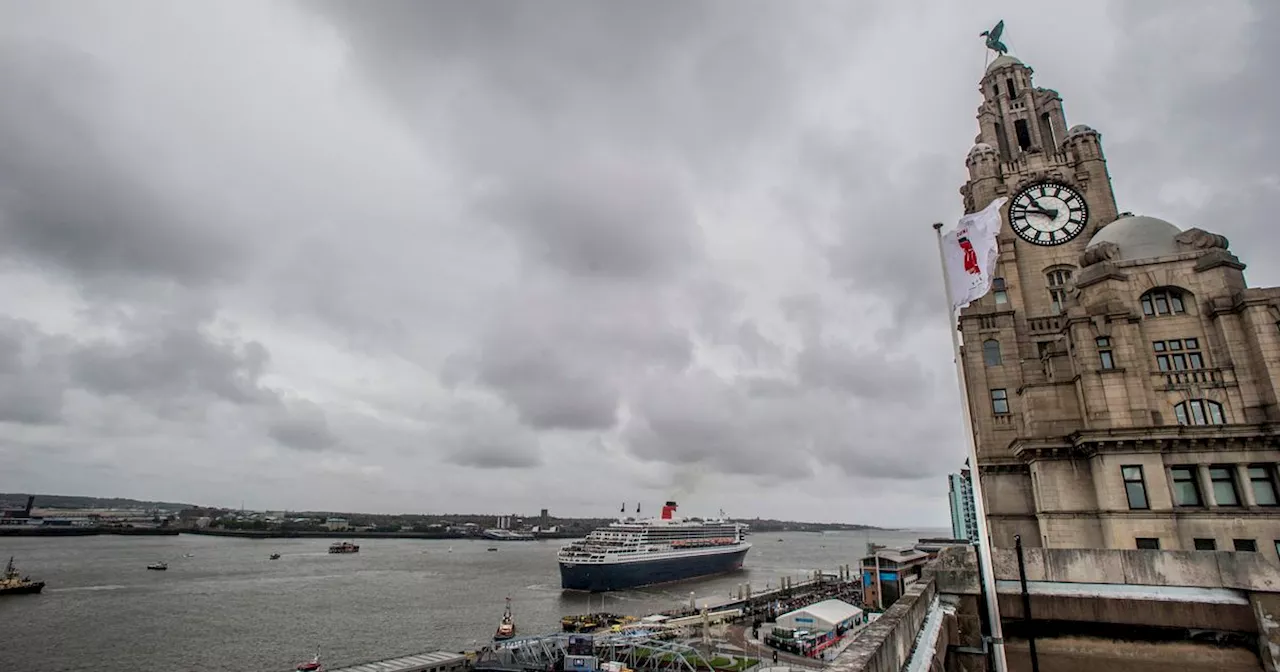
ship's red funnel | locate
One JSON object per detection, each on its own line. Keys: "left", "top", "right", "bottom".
{"left": 661, "top": 501, "right": 677, "bottom": 520}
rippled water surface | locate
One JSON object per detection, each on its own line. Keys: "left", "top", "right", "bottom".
{"left": 0, "top": 528, "right": 942, "bottom": 672}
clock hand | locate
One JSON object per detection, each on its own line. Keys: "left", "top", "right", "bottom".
{"left": 1028, "top": 202, "right": 1059, "bottom": 219}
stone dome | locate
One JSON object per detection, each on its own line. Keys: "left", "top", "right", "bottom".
{"left": 1085, "top": 214, "right": 1183, "bottom": 262}
{"left": 968, "top": 142, "right": 996, "bottom": 157}
{"left": 985, "top": 54, "right": 1023, "bottom": 73}
{"left": 1066, "top": 124, "right": 1098, "bottom": 139}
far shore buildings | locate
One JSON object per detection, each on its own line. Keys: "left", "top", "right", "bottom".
{"left": 956, "top": 54, "right": 1280, "bottom": 555}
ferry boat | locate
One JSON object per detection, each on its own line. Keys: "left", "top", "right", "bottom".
{"left": 493, "top": 596, "right": 516, "bottom": 641}
{"left": 0, "top": 557, "right": 45, "bottom": 596}
{"left": 328, "top": 542, "right": 359, "bottom": 554}
{"left": 296, "top": 652, "right": 322, "bottom": 671}
{"left": 557, "top": 501, "right": 750, "bottom": 592}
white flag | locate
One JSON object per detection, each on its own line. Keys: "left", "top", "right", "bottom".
{"left": 942, "top": 196, "right": 1007, "bottom": 312}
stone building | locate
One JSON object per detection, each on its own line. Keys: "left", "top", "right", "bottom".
{"left": 956, "top": 54, "right": 1280, "bottom": 554}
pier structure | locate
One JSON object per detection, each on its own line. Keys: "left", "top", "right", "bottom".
{"left": 474, "top": 633, "right": 736, "bottom": 672}
{"left": 659, "top": 566, "right": 861, "bottom": 622}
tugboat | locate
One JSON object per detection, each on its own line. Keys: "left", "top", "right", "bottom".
{"left": 295, "top": 652, "right": 322, "bottom": 671}
{"left": 146, "top": 562, "right": 168, "bottom": 571}
{"left": 270, "top": 553, "right": 282, "bottom": 560}
{"left": 0, "top": 557, "right": 45, "bottom": 595}
{"left": 328, "top": 541, "right": 359, "bottom": 554}
{"left": 493, "top": 597, "right": 515, "bottom": 641}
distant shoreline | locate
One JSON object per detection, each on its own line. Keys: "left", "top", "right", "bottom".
{"left": 183, "top": 528, "right": 584, "bottom": 540}
{"left": 0, "top": 527, "right": 179, "bottom": 537}
{"left": 0, "top": 527, "right": 585, "bottom": 540}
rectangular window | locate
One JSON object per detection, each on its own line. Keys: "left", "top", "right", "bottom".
{"left": 990, "top": 389, "right": 1009, "bottom": 415}
{"left": 1234, "top": 539, "right": 1257, "bottom": 552}
{"left": 992, "top": 277, "right": 1008, "bottom": 305}
{"left": 1135, "top": 537, "right": 1160, "bottom": 550}
{"left": 1154, "top": 338, "right": 1205, "bottom": 372}
{"left": 1122, "top": 465, "right": 1149, "bottom": 510}
{"left": 1209, "top": 466, "right": 1240, "bottom": 506}
{"left": 1249, "top": 466, "right": 1278, "bottom": 506}
{"left": 1096, "top": 336, "right": 1115, "bottom": 370}
{"left": 1170, "top": 466, "right": 1202, "bottom": 506}
{"left": 1194, "top": 538, "right": 1217, "bottom": 551}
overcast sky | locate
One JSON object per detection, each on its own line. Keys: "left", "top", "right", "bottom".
{"left": 1, "top": 1, "right": 1276, "bottom": 527}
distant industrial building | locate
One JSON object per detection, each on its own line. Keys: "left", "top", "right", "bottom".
{"left": 947, "top": 469, "right": 979, "bottom": 542}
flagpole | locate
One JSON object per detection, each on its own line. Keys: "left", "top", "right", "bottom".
{"left": 933, "top": 221, "right": 1008, "bottom": 672}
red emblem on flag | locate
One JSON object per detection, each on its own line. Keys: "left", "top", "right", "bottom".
{"left": 958, "top": 235, "right": 980, "bottom": 275}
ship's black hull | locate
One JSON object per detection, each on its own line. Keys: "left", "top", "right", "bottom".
{"left": 560, "top": 548, "right": 748, "bottom": 592}
{"left": 0, "top": 582, "right": 45, "bottom": 595}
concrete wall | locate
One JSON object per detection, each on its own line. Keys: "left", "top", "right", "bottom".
{"left": 830, "top": 578, "right": 936, "bottom": 672}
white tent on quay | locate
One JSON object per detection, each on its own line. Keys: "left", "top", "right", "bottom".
{"left": 775, "top": 599, "right": 864, "bottom": 635}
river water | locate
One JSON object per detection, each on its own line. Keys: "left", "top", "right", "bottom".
{"left": 0, "top": 528, "right": 943, "bottom": 672}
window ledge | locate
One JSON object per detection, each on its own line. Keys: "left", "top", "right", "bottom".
{"left": 1096, "top": 367, "right": 1126, "bottom": 375}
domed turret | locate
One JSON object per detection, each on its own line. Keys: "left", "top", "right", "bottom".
{"left": 1085, "top": 214, "right": 1182, "bottom": 262}
{"left": 985, "top": 54, "right": 1024, "bottom": 74}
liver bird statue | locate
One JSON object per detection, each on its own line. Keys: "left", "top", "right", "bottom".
{"left": 980, "top": 20, "right": 1008, "bottom": 55}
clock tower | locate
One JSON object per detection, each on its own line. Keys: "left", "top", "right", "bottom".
{"left": 957, "top": 42, "right": 1280, "bottom": 554}
{"left": 957, "top": 52, "right": 1124, "bottom": 546}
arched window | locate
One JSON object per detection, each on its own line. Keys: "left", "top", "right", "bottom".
{"left": 1141, "top": 287, "right": 1187, "bottom": 317}
{"left": 1174, "top": 399, "right": 1225, "bottom": 426}
{"left": 983, "top": 339, "right": 1002, "bottom": 366}
{"left": 1046, "top": 267, "right": 1074, "bottom": 315}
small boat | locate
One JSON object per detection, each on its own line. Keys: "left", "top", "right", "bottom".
{"left": 270, "top": 553, "right": 281, "bottom": 560}
{"left": 296, "top": 652, "right": 323, "bottom": 671}
{"left": 493, "top": 597, "right": 516, "bottom": 640}
{"left": 146, "top": 562, "right": 168, "bottom": 571}
{"left": 328, "top": 541, "right": 359, "bottom": 554}
{"left": 0, "top": 557, "right": 45, "bottom": 596}
{"left": 487, "top": 547, "right": 498, "bottom": 552}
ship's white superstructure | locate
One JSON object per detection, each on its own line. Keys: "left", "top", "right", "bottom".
{"left": 558, "top": 499, "right": 747, "bottom": 568}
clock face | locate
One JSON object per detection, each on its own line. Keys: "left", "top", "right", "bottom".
{"left": 1008, "top": 182, "right": 1089, "bottom": 246}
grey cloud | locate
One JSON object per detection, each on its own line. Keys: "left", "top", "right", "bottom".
{"left": 430, "top": 401, "right": 542, "bottom": 469}
{"left": 0, "top": 39, "right": 244, "bottom": 287}
{"left": 267, "top": 400, "right": 338, "bottom": 452}
{"left": 1097, "top": 1, "right": 1280, "bottom": 282}
{"left": 0, "top": 317, "right": 70, "bottom": 424}
{"left": 0, "top": 306, "right": 341, "bottom": 453}
{"left": 479, "top": 159, "right": 702, "bottom": 280}
{"left": 796, "top": 341, "right": 932, "bottom": 404}
{"left": 622, "top": 371, "right": 955, "bottom": 482}
{"left": 451, "top": 281, "right": 696, "bottom": 432}
{"left": 69, "top": 321, "right": 272, "bottom": 407}
{"left": 12, "top": 1, "right": 1269, "bottom": 526}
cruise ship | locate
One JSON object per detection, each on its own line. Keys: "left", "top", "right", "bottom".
{"left": 557, "top": 501, "right": 749, "bottom": 592}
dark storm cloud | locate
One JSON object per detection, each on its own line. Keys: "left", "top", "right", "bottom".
{"left": 9, "top": 1, "right": 1271, "bottom": 524}
{"left": 0, "top": 40, "right": 243, "bottom": 287}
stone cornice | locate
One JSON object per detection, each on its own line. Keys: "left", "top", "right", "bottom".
{"left": 1006, "top": 424, "right": 1280, "bottom": 462}
{"left": 977, "top": 462, "right": 1030, "bottom": 475}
